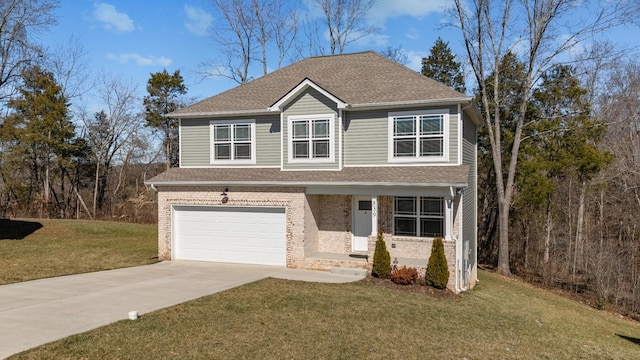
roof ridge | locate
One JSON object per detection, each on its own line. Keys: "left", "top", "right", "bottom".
{"left": 307, "top": 50, "right": 376, "bottom": 59}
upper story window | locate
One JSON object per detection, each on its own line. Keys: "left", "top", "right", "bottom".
{"left": 288, "top": 114, "right": 335, "bottom": 163}
{"left": 393, "top": 196, "right": 444, "bottom": 238}
{"left": 209, "top": 119, "right": 256, "bottom": 164}
{"left": 388, "top": 109, "right": 449, "bottom": 163}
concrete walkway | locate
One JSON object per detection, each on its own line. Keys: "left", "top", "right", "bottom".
{"left": 0, "top": 261, "right": 364, "bottom": 358}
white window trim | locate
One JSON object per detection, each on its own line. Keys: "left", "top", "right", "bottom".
{"left": 209, "top": 119, "right": 257, "bottom": 165}
{"left": 393, "top": 196, "right": 445, "bottom": 238}
{"left": 287, "top": 114, "right": 335, "bottom": 163}
{"left": 387, "top": 109, "right": 449, "bottom": 163}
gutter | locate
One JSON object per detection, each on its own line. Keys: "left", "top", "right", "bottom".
{"left": 167, "top": 97, "right": 475, "bottom": 119}
{"left": 144, "top": 180, "right": 469, "bottom": 188}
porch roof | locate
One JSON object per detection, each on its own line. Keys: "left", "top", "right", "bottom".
{"left": 146, "top": 166, "right": 470, "bottom": 188}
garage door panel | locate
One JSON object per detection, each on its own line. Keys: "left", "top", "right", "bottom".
{"left": 173, "top": 206, "right": 286, "bottom": 266}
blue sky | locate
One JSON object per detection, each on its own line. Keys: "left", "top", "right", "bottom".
{"left": 39, "top": 0, "right": 458, "bottom": 106}
{"left": 39, "top": 0, "right": 638, "bottom": 110}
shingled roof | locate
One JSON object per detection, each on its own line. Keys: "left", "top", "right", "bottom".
{"left": 170, "top": 51, "right": 470, "bottom": 118}
{"left": 147, "top": 166, "right": 470, "bottom": 188}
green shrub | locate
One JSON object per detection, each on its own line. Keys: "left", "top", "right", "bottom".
{"left": 425, "top": 237, "right": 449, "bottom": 289}
{"left": 390, "top": 266, "right": 418, "bottom": 285}
{"left": 371, "top": 230, "right": 391, "bottom": 278}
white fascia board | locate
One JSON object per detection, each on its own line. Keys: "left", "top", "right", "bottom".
{"left": 269, "top": 78, "right": 348, "bottom": 111}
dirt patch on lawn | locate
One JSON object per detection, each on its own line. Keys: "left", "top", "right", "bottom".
{"left": 361, "top": 276, "right": 459, "bottom": 300}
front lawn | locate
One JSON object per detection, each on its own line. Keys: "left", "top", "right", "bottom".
{"left": 0, "top": 218, "right": 158, "bottom": 285}
{"left": 12, "top": 271, "right": 640, "bottom": 359}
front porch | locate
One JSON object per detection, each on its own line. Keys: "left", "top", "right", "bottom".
{"left": 301, "top": 192, "right": 459, "bottom": 290}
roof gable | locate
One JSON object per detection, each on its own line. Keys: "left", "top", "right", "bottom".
{"left": 269, "top": 78, "right": 347, "bottom": 112}
{"left": 171, "top": 51, "right": 471, "bottom": 118}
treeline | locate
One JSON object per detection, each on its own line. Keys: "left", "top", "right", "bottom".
{"left": 0, "top": 65, "right": 166, "bottom": 223}
{"left": 476, "top": 55, "right": 640, "bottom": 318}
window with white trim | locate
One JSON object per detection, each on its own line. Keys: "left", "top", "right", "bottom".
{"left": 288, "top": 114, "right": 334, "bottom": 162}
{"left": 393, "top": 196, "right": 444, "bottom": 237}
{"left": 388, "top": 110, "right": 448, "bottom": 162}
{"left": 209, "top": 120, "right": 256, "bottom": 164}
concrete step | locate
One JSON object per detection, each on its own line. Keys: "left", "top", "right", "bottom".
{"left": 330, "top": 267, "right": 368, "bottom": 277}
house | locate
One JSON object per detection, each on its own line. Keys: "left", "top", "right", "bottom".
{"left": 146, "top": 51, "right": 480, "bottom": 292}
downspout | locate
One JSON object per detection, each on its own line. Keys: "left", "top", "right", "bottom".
{"left": 338, "top": 108, "right": 343, "bottom": 170}
{"left": 449, "top": 186, "right": 461, "bottom": 293}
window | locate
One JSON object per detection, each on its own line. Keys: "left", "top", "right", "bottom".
{"left": 393, "top": 196, "right": 444, "bottom": 237}
{"left": 388, "top": 110, "right": 448, "bottom": 162}
{"left": 288, "top": 114, "right": 334, "bottom": 162}
{"left": 210, "top": 120, "right": 256, "bottom": 163}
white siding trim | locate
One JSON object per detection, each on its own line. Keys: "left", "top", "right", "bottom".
{"left": 178, "top": 118, "right": 183, "bottom": 167}
{"left": 458, "top": 104, "right": 463, "bottom": 165}
{"left": 338, "top": 109, "right": 343, "bottom": 170}
{"left": 280, "top": 111, "right": 284, "bottom": 170}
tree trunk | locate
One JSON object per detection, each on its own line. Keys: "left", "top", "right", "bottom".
{"left": 497, "top": 199, "right": 511, "bottom": 275}
{"left": 93, "top": 161, "right": 99, "bottom": 217}
{"left": 573, "top": 182, "right": 586, "bottom": 283}
{"left": 544, "top": 196, "right": 553, "bottom": 264}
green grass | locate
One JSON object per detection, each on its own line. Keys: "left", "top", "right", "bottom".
{"left": 11, "top": 271, "right": 640, "bottom": 359}
{"left": 0, "top": 218, "right": 158, "bottom": 284}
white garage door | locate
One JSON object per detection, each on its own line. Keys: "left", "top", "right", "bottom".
{"left": 173, "top": 205, "right": 286, "bottom": 266}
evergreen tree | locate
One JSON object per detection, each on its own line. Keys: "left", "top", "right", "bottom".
{"left": 143, "top": 69, "right": 187, "bottom": 168}
{"left": 517, "top": 64, "right": 612, "bottom": 265}
{"left": 371, "top": 230, "right": 391, "bottom": 278}
{"left": 425, "top": 237, "right": 449, "bottom": 289}
{"left": 0, "top": 65, "right": 77, "bottom": 215}
{"left": 421, "top": 37, "right": 466, "bottom": 93}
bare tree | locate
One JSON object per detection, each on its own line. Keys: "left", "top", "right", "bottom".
{"left": 452, "top": 0, "right": 637, "bottom": 276}
{"left": 270, "top": 1, "right": 298, "bottom": 69}
{"left": 381, "top": 44, "right": 408, "bottom": 65}
{"left": 44, "top": 35, "right": 93, "bottom": 103}
{"left": 202, "top": 0, "right": 297, "bottom": 84}
{"left": 84, "top": 75, "right": 141, "bottom": 216}
{"left": 312, "top": 0, "right": 378, "bottom": 55}
{"left": 0, "top": 0, "right": 58, "bottom": 102}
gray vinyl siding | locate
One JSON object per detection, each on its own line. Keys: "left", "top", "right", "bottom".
{"left": 449, "top": 109, "right": 459, "bottom": 164}
{"left": 179, "top": 115, "right": 280, "bottom": 167}
{"left": 462, "top": 114, "right": 477, "bottom": 280}
{"left": 282, "top": 88, "right": 339, "bottom": 170}
{"left": 180, "top": 119, "right": 210, "bottom": 167}
{"left": 343, "top": 110, "right": 388, "bottom": 165}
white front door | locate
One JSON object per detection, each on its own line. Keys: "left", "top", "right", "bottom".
{"left": 352, "top": 196, "right": 372, "bottom": 252}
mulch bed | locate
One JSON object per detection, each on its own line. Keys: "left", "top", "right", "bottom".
{"left": 361, "top": 276, "right": 459, "bottom": 300}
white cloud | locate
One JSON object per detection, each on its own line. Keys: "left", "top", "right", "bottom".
{"left": 94, "top": 3, "right": 134, "bottom": 33}
{"left": 405, "top": 28, "right": 420, "bottom": 40}
{"left": 368, "top": 0, "right": 449, "bottom": 23}
{"left": 184, "top": 5, "right": 213, "bottom": 37}
{"left": 353, "top": 32, "right": 390, "bottom": 48}
{"left": 106, "top": 53, "right": 172, "bottom": 67}
{"left": 406, "top": 50, "right": 427, "bottom": 72}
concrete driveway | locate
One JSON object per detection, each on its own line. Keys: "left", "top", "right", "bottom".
{"left": 0, "top": 261, "right": 364, "bottom": 358}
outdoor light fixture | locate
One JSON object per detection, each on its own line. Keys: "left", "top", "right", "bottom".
{"left": 221, "top": 187, "right": 229, "bottom": 204}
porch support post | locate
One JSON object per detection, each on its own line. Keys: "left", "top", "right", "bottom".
{"left": 446, "top": 187, "right": 454, "bottom": 241}
{"left": 371, "top": 195, "right": 378, "bottom": 236}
